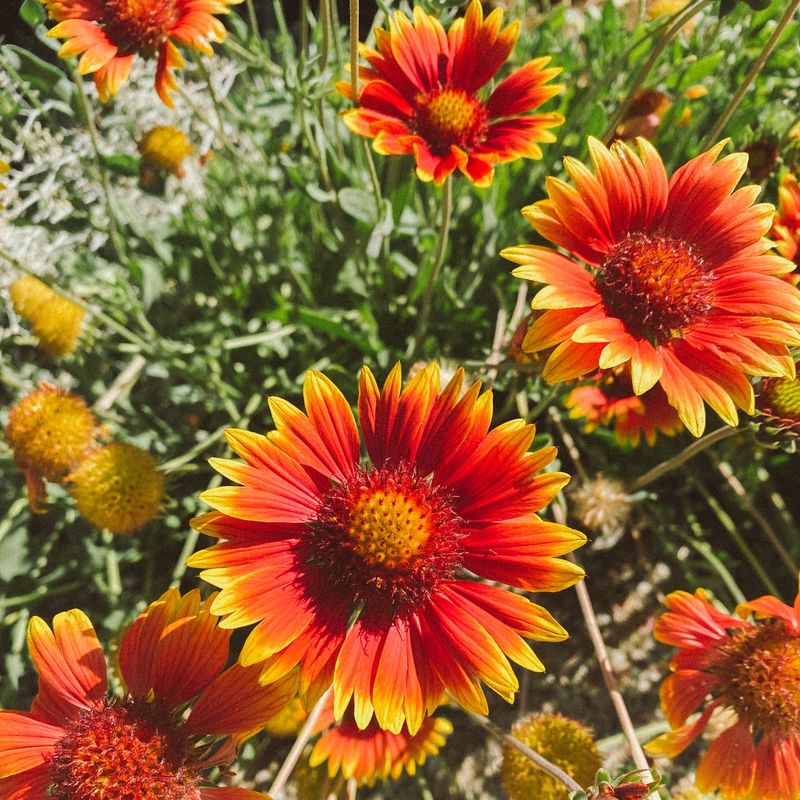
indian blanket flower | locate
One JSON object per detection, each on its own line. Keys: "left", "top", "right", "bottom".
{"left": 646, "top": 585, "right": 800, "bottom": 799}
{"left": 68, "top": 442, "right": 164, "bottom": 534}
{"left": 500, "top": 712, "right": 602, "bottom": 800}
{"left": 189, "top": 363, "right": 586, "bottom": 735}
{"left": 566, "top": 369, "right": 684, "bottom": 447}
{"left": 10, "top": 274, "right": 86, "bottom": 358}
{"left": 338, "top": 0, "right": 564, "bottom": 187}
{"left": 771, "top": 172, "right": 800, "bottom": 265}
{"left": 503, "top": 137, "right": 800, "bottom": 437}
{"left": 40, "top": 0, "right": 242, "bottom": 106}
{"left": 309, "top": 695, "right": 452, "bottom": 786}
{"left": 0, "top": 588, "right": 294, "bottom": 800}
{"left": 753, "top": 363, "right": 800, "bottom": 448}
{"left": 5, "top": 383, "right": 101, "bottom": 512}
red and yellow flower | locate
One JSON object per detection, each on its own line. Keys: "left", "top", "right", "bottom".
{"left": 309, "top": 695, "right": 452, "bottom": 787}
{"left": 339, "top": 0, "right": 563, "bottom": 187}
{"left": 40, "top": 0, "right": 242, "bottom": 106}
{"left": 189, "top": 363, "right": 586, "bottom": 735}
{"left": 0, "top": 588, "right": 293, "bottom": 800}
{"left": 771, "top": 172, "right": 800, "bottom": 265}
{"left": 646, "top": 585, "right": 800, "bottom": 799}
{"left": 566, "top": 369, "right": 684, "bottom": 447}
{"left": 504, "top": 137, "right": 800, "bottom": 437}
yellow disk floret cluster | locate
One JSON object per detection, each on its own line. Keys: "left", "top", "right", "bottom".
{"left": 10, "top": 274, "right": 86, "bottom": 358}
{"left": 138, "top": 126, "right": 193, "bottom": 177}
{"left": 68, "top": 442, "right": 164, "bottom": 535}
{"left": 501, "top": 713, "right": 602, "bottom": 800}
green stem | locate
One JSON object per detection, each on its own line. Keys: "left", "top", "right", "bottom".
{"left": 702, "top": 0, "right": 800, "bottom": 148}
{"left": 0, "top": 581, "right": 83, "bottom": 610}
{"left": 603, "top": 0, "right": 713, "bottom": 142}
{"left": 71, "top": 70, "right": 127, "bottom": 261}
{"left": 467, "top": 712, "right": 582, "bottom": 792}
{"left": 412, "top": 176, "right": 453, "bottom": 355}
{"left": 102, "top": 531, "right": 122, "bottom": 599}
{"left": 320, "top": 0, "right": 331, "bottom": 70}
{"left": 244, "top": 0, "right": 264, "bottom": 50}
{"left": 349, "top": 0, "right": 359, "bottom": 105}
{"left": 629, "top": 426, "right": 740, "bottom": 491}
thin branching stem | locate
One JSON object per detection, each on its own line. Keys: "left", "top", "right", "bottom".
{"left": 702, "top": 0, "right": 800, "bottom": 148}
{"left": 468, "top": 712, "right": 583, "bottom": 792}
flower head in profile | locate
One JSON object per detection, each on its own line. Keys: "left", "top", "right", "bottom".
{"left": 771, "top": 172, "right": 800, "bottom": 265}
{"left": 309, "top": 694, "right": 452, "bottom": 787}
{"left": 753, "top": 363, "right": 800, "bottom": 449}
{"left": 0, "top": 588, "right": 293, "bottom": 800}
{"left": 5, "top": 383, "right": 102, "bottom": 512}
{"left": 338, "top": 0, "right": 563, "bottom": 187}
{"left": 646, "top": 584, "right": 800, "bottom": 799}
{"left": 566, "top": 369, "right": 683, "bottom": 447}
{"left": 68, "top": 442, "right": 164, "bottom": 534}
{"left": 500, "top": 712, "right": 602, "bottom": 800}
{"left": 41, "top": 0, "right": 242, "bottom": 106}
{"left": 10, "top": 274, "right": 86, "bottom": 358}
{"left": 189, "top": 363, "right": 585, "bottom": 735}
{"left": 504, "top": 137, "right": 800, "bottom": 437}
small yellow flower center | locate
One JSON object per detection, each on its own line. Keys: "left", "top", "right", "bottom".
{"left": 414, "top": 88, "right": 488, "bottom": 156}
{"left": 50, "top": 701, "right": 199, "bottom": 800}
{"left": 596, "top": 233, "right": 714, "bottom": 344}
{"left": 138, "top": 127, "right": 193, "bottom": 176}
{"left": 310, "top": 467, "right": 464, "bottom": 614}
{"left": 759, "top": 374, "right": 800, "bottom": 422}
{"left": 346, "top": 486, "right": 434, "bottom": 570}
{"left": 714, "top": 620, "right": 800, "bottom": 736}
{"left": 102, "top": 0, "right": 179, "bottom": 53}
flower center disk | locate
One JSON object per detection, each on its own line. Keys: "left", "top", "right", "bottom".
{"left": 760, "top": 375, "right": 800, "bottom": 422}
{"left": 310, "top": 467, "right": 464, "bottom": 614}
{"left": 714, "top": 620, "right": 800, "bottom": 736}
{"left": 49, "top": 700, "right": 198, "bottom": 800}
{"left": 595, "top": 233, "right": 714, "bottom": 343}
{"left": 414, "top": 88, "right": 488, "bottom": 155}
{"left": 101, "top": 0, "right": 179, "bottom": 53}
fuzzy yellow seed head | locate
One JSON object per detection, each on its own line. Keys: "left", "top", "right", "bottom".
{"left": 138, "top": 126, "right": 193, "bottom": 176}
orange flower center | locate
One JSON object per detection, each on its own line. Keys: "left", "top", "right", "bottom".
{"left": 49, "top": 700, "right": 199, "bottom": 800}
{"left": 714, "top": 620, "right": 800, "bottom": 736}
{"left": 310, "top": 467, "right": 464, "bottom": 614}
{"left": 101, "top": 0, "right": 179, "bottom": 53}
{"left": 414, "top": 88, "right": 488, "bottom": 156}
{"left": 596, "top": 233, "right": 714, "bottom": 343}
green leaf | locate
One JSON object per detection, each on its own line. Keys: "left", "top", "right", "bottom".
{"left": 338, "top": 187, "right": 377, "bottom": 224}
{"left": 1, "top": 44, "right": 73, "bottom": 103}
{"left": 102, "top": 154, "right": 140, "bottom": 177}
{"left": 682, "top": 51, "right": 724, "bottom": 84}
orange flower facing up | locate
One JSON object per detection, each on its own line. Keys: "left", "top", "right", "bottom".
{"left": 504, "top": 137, "right": 800, "bottom": 437}
{"left": 41, "top": 0, "right": 242, "bottom": 106}
{"left": 771, "top": 172, "right": 800, "bottom": 265}
{"left": 189, "top": 363, "right": 586, "bottom": 735}
{"left": 309, "top": 695, "right": 452, "bottom": 787}
{"left": 0, "top": 588, "right": 293, "bottom": 800}
{"left": 338, "top": 0, "right": 563, "bottom": 187}
{"left": 646, "top": 585, "right": 800, "bottom": 799}
{"left": 566, "top": 369, "right": 684, "bottom": 447}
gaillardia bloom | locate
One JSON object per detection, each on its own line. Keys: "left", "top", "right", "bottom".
{"left": 504, "top": 137, "right": 800, "bottom": 437}
{"left": 566, "top": 369, "right": 683, "bottom": 447}
{"left": 500, "top": 712, "right": 602, "bottom": 800}
{"left": 41, "top": 0, "right": 242, "bottom": 106}
{"left": 10, "top": 275, "right": 85, "bottom": 358}
{"left": 5, "top": 383, "right": 101, "bottom": 512}
{"left": 309, "top": 695, "right": 452, "bottom": 787}
{"left": 68, "top": 442, "right": 164, "bottom": 534}
{"left": 753, "top": 363, "right": 800, "bottom": 449}
{"left": 646, "top": 586, "right": 800, "bottom": 799}
{"left": 771, "top": 172, "right": 800, "bottom": 265}
{"left": 0, "top": 588, "right": 294, "bottom": 800}
{"left": 338, "top": 0, "right": 563, "bottom": 187}
{"left": 190, "top": 363, "right": 586, "bottom": 734}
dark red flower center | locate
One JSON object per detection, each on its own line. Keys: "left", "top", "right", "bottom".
{"left": 414, "top": 88, "right": 488, "bottom": 156}
{"left": 49, "top": 699, "right": 199, "bottom": 800}
{"left": 595, "top": 232, "right": 715, "bottom": 344}
{"left": 713, "top": 619, "right": 800, "bottom": 736}
{"left": 101, "top": 0, "right": 179, "bottom": 54}
{"left": 308, "top": 466, "right": 464, "bottom": 615}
